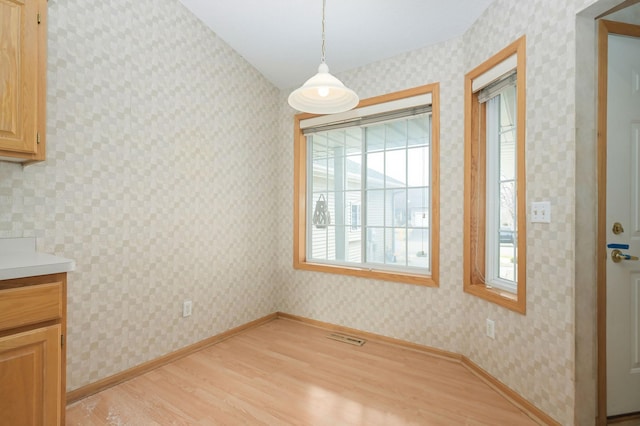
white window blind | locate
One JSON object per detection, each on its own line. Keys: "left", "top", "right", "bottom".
{"left": 471, "top": 54, "right": 517, "bottom": 93}
{"left": 300, "top": 93, "right": 432, "bottom": 131}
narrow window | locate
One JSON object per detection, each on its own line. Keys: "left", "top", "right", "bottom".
{"left": 464, "top": 37, "right": 526, "bottom": 313}
{"left": 294, "top": 84, "right": 440, "bottom": 286}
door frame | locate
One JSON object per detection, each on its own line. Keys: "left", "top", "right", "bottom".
{"left": 596, "top": 19, "right": 640, "bottom": 425}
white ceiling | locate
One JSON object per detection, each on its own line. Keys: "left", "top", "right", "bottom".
{"left": 177, "top": 0, "right": 496, "bottom": 89}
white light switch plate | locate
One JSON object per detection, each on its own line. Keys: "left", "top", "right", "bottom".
{"left": 531, "top": 201, "right": 551, "bottom": 223}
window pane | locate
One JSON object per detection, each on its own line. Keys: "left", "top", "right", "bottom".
{"left": 366, "top": 151, "right": 385, "bottom": 189}
{"left": 312, "top": 158, "right": 329, "bottom": 191}
{"left": 386, "top": 149, "right": 406, "bottom": 188}
{"left": 499, "top": 242, "right": 517, "bottom": 281}
{"left": 330, "top": 192, "right": 345, "bottom": 226}
{"left": 366, "top": 227, "right": 385, "bottom": 263}
{"left": 408, "top": 228, "right": 429, "bottom": 268}
{"left": 366, "top": 190, "right": 385, "bottom": 227}
{"left": 327, "top": 192, "right": 337, "bottom": 225}
{"left": 408, "top": 115, "right": 430, "bottom": 147}
{"left": 345, "top": 128, "right": 362, "bottom": 155}
{"left": 300, "top": 101, "right": 435, "bottom": 281}
{"left": 311, "top": 226, "right": 328, "bottom": 260}
{"left": 333, "top": 225, "right": 351, "bottom": 262}
{"left": 346, "top": 155, "right": 362, "bottom": 190}
{"left": 385, "top": 121, "right": 407, "bottom": 149}
{"left": 500, "top": 130, "right": 516, "bottom": 181}
{"left": 407, "top": 146, "right": 429, "bottom": 187}
{"left": 499, "top": 180, "right": 516, "bottom": 235}
{"left": 389, "top": 228, "right": 406, "bottom": 265}
{"left": 325, "top": 226, "right": 337, "bottom": 261}
{"left": 485, "top": 84, "right": 517, "bottom": 291}
{"left": 386, "top": 189, "right": 406, "bottom": 227}
{"left": 346, "top": 222, "right": 362, "bottom": 262}
{"left": 367, "top": 125, "right": 385, "bottom": 151}
{"left": 311, "top": 134, "right": 328, "bottom": 159}
{"left": 346, "top": 191, "right": 361, "bottom": 228}
{"left": 333, "top": 154, "right": 346, "bottom": 191}
{"left": 328, "top": 131, "right": 345, "bottom": 152}
{"left": 408, "top": 187, "right": 429, "bottom": 227}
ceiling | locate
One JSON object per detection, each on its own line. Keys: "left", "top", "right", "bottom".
{"left": 177, "top": 0, "right": 496, "bottom": 89}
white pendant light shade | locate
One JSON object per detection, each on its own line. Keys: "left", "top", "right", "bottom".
{"left": 288, "top": 63, "right": 359, "bottom": 114}
{"left": 288, "top": 0, "right": 359, "bottom": 115}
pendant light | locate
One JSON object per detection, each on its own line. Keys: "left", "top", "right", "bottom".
{"left": 288, "top": 0, "right": 359, "bottom": 115}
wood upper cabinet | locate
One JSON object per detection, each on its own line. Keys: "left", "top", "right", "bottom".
{"left": 0, "top": 0, "right": 47, "bottom": 163}
{"left": 0, "top": 273, "right": 67, "bottom": 425}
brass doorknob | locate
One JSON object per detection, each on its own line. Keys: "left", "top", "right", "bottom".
{"left": 612, "top": 222, "right": 624, "bottom": 235}
{"left": 611, "top": 249, "right": 639, "bottom": 263}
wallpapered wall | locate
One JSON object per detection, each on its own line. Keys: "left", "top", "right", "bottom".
{"left": 0, "top": 0, "right": 604, "bottom": 423}
{"left": 277, "top": 0, "right": 597, "bottom": 424}
{"left": 462, "top": 1, "right": 583, "bottom": 422}
{"left": 0, "top": 0, "right": 281, "bottom": 389}
{"left": 278, "top": 35, "right": 468, "bottom": 352}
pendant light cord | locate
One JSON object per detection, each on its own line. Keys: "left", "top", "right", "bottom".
{"left": 321, "top": 0, "right": 326, "bottom": 64}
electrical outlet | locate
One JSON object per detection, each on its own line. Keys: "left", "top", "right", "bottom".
{"left": 531, "top": 201, "right": 551, "bottom": 223}
{"left": 182, "top": 300, "right": 192, "bottom": 317}
{"left": 486, "top": 319, "right": 495, "bottom": 339}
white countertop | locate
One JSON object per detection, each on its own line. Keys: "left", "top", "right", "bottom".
{"left": 0, "top": 238, "right": 76, "bottom": 280}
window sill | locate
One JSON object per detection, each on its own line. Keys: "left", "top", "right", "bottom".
{"left": 294, "top": 260, "right": 438, "bottom": 287}
{"left": 463, "top": 282, "right": 525, "bottom": 314}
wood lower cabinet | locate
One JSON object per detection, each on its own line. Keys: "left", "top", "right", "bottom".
{"left": 0, "top": 0, "right": 47, "bottom": 163}
{"left": 0, "top": 325, "right": 61, "bottom": 426}
{"left": 0, "top": 273, "right": 67, "bottom": 425}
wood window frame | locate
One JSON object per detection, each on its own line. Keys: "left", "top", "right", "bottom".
{"left": 293, "top": 84, "right": 440, "bottom": 287}
{"left": 463, "top": 36, "right": 527, "bottom": 313}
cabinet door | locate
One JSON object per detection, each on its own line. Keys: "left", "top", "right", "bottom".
{"left": 0, "top": 0, "right": 45, "bottom": 161}
{"left": 0, "top": 325, "right": 61, "bottom": 426}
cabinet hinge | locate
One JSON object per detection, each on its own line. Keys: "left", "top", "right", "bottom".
{"left": 37, "top": 13, "right": 41, "bottom": 24}
{"left": 61, "top": 334, "right": 64, "bottom": 348}
{"left": 36, "top": 132, "right": 40, "bottom": 144}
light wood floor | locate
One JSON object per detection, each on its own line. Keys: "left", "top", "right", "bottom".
{"left": 66, "top": 318, "right": 539, "bottom": 425}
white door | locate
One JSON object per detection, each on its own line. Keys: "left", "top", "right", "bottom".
{"left": 606, "top": 31, "right": 640, "bottom": 416}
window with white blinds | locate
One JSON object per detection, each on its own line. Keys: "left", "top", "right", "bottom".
{"left": 463, "top": 36, "right": 526, "bottom": 314}
{"left": 294, "top": 84, "right": 440, "bottom": 287}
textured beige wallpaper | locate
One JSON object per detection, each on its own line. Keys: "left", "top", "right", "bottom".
{"left": 462, "top": 1, "right": 579, "bottom": 423}
{"left": 276, "top": 0, "right": 598, "bottom": 424}
{"left": 0, "top": 0, "right": 281, "bottom": 390}
{"left": 0, "top": 0, "right": 605, "bottom": 423}
{"left": 277, "top": 35, "right": 468, "bottom": 353}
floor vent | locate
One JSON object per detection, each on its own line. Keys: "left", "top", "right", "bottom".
{"left": 327, "top": 333, "right": 366, "bottom": 346}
